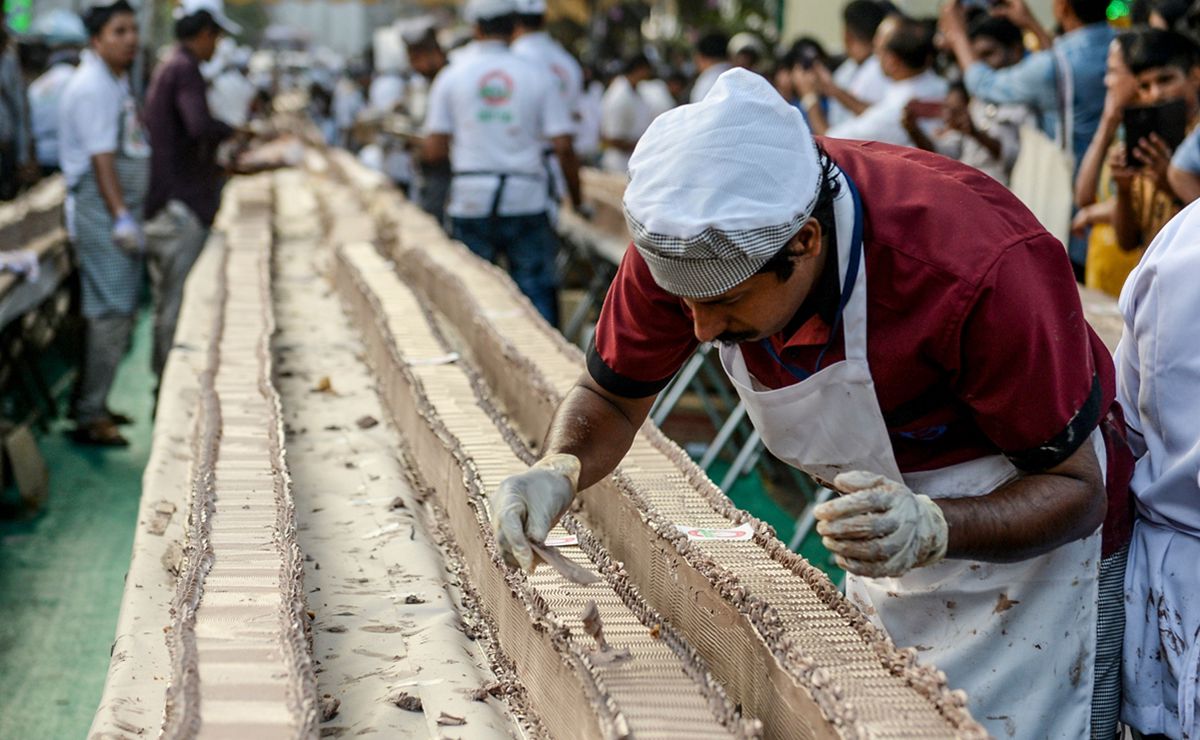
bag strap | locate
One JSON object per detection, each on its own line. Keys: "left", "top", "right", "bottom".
{"left": 1051, "top": 44, "right": 1074, "bottom": 156}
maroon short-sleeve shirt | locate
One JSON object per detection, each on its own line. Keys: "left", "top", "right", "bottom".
{"left": 588, "top": 139, "right": 1132, "bottom": 555}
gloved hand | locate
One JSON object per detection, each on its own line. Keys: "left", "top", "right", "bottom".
{"left": 490, "top": 453, "right": 581, "bottom": 572}
{"left": 813, "top": 471, "right": 948, "bottom": 578}
{"left": 111, "top": 210, "right": 144, "bottom": 255}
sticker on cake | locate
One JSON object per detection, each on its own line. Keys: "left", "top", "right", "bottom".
{"left": 675, "top": 523, "right": 755, "bottom": 541}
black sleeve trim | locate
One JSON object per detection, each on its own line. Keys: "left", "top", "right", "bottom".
{"left": 1006, "top": 374, "right": 1103, "bottom": 472}
{"left": 586, "top": 338, "right": 676, "bottom": 399}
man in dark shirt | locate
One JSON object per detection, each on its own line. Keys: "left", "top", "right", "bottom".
{"left": 143, "top": 0, "right": 239, "bottom": 381}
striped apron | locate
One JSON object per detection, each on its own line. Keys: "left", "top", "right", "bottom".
{"left": 69, "top": 93, "right": 150, "bottom": 319}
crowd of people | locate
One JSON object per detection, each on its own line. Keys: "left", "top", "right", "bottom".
{"left": 314, "top": 0, "right": 1200, "bottom": 311}
{"left": 0, "top": 0, "right": 259, "bottom": 446}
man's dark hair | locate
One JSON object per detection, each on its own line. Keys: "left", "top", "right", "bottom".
{"left": 1153, "top": 0, "right": 1192, "bottom": 27}
{"left": 696, "top": 31, "right": 730, "bottom": 60}
{"left": 623, "top": 53, "right": 651, "bottom": 76}
{"left": 82, "top": 0, "right": 135, "bottom": 38}
{"left": 1122, "top": 28, "right": 1200, "bottom": 74}
{"left": 516, "top": 13, "right": 545, "bottom": 30}
{"left": 843, "top": 0, "right": 890, "bottom": 44}
{"left": 755, "top": 146, "right": 841, "bottom": 283}
{"left": 478, "top": 13, "right": 516, "bottom": 38}
{"left": 882, "top": 16, "right": 935, "bottom": 71}
{"left": 175, "top": 10, "right": 221, "bottom": 40}
{"left": 967, "top": 15, "right": 1024, "bottom": 48}
{"left": 405, "top": 28, "right": 442, "bottom": 55}
{"left": 1066, "top": 0, "right": 1109, "bottom": 24}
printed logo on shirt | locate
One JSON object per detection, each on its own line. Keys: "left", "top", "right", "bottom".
{"left": 477, "top": 70, "right": 515, "bottom": 123}
{"left": 478, "top": 70, "right": 514, "bottom": 106}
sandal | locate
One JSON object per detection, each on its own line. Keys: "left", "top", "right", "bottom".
{"left": 106, "top": 409, "right": 134, "bottom": 426}
{"left": 70, "top": 419, "right": 129, "bottom": 447}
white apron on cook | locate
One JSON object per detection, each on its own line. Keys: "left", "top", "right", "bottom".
{"left": 718, "top": 172, "right": 1103, "bottom": 739}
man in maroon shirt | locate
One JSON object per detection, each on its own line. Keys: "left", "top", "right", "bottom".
{"left": 142, "top": 0, "right": 238, "bottom": 381}
{"left": 489, "top": 69, "right": 1133, "bottom": 738}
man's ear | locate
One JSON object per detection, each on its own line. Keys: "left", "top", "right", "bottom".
{"left": 793, "top": 219, "right": 823, "bottom": 259}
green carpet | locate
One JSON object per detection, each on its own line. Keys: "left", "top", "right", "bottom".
{"left": 0, "top": 311, "right": 153, "bottom": 740}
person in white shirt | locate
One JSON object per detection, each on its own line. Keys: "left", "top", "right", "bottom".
{"left": 1115, "top": 199, "right": 1200, "bottom": 740}
{"left": 822, "top": 0, "right": 893, "bottom": 128}
{"left": 402, "top": 23, "right": 451, "bottom": 225}
{"left": 638, "top": 76, "right": 676, "bottom": 121}
{"left": 690, "top": 31, "right": 732, "bottom": 103}
{"left": 203, "top": 39, "right": 256, "bottom": 128}
{"left": 29, "top": 48, "right": 80, "bottom": 173}
{"left": 800, "top": 15, "right": 947, "bottom": 147}
{"left": 422, "top": 0, "right": 582, "bottom": 325}
{"left": 574, "top": 69, "right": 604, "bottom": 164}
{"left": 600, "top": 55, "right": 653, "bottom": 174}
{"left": 59, "top": 0, "right": 149, "bottom": 446}
{"left": 368, "top": 67, "right": 406, "bottom": 114}
{"left": 511, "top": 0, "right": 583, "bottom": 210}
{"left": 333, "top": 64, "right": 368, "bottom": 148}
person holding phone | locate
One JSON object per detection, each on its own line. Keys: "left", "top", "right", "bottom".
{"left": 800, "top": 15, "right": 947, "bottom": 147}
{"left": 1107, "top": 32, "right": 1198, "bottom": 253}
{"left": 901, "top": 16, "right": 1031, "bottom": 185}
{"left": 941, "top": 0, "right": 1114, "bottom": 278}
{"left": 1074, "top": 29, "right": 1200, "bottom": 290}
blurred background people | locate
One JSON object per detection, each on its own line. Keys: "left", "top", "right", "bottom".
{"left": 600, "top": 54, "right": 653, "bottom": 173}
{"left": 691, "top": 30, "right": 732, "bottom": 102}
{"left": 142, "top": 0, "right": 240, "bottom": 383}
{"left": 28, "top": 11, "right": 87, "bottom": 176}
{"left": 59, "top": 0, "right": 148, "bottom": 445}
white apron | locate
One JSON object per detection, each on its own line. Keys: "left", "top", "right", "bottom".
{"left": 719, "top": 172, "right": 1103, "bottom": 739}
{"left": 1123, "top": 516, "right": 1200, "bottom": 738}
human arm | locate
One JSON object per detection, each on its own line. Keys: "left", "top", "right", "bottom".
{"left": 793, "top": 66, "right": 830, "bottom": 135}
{"left": 421, "top": 133, "right": 449, "bottom": 165}
{"left": 1109, "top": 143, "right": 1143, "bottom": 250}
{"left": 816, "top": 440, "right": 1104, "bottom": 574}
{"left": 991, "top": 0, "right": 1054, "bottom": 51}
{"left": 1167, "top": 164, "right": 1200, "bottom": 204}
{"left": 938, "top": 439, "right": 1104, "bottom": 561}
{"left": 941, "top": 4, "right": 1055, "bottom": 111}
{"left": 1167, "top": 128, "right": 1200, "bottom": 204}
{"left": 1075, "top": 113, "right": 1123, "bottom": 207}
{"left": 91, "top": 152, "right": 129, "bottom": 217}
{"left": 420, "top": 70, "right": 452, "bottom": 165}
{"left": 815, "top": 62, "right": 870, "bottom": 117}
{"left": 901, "top": 101, "right": 938, "bottom": 153}
{"left": 1071, "top": 198, "right": 1114, "bottom": 237}
{"left": 552, "top": 133, "right": 584, "bottom": 211}
{"left": 490, "top": 246, "right": 697, "bottom": 568}
{"left": 174, "top": 66, "right": 235, "bottom": 143}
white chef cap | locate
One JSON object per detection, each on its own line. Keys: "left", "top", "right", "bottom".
{"left": 623, "top": 68, "right": 823, "bottom": 299}
{"left": 463, "top": 0, "right": 518, "bottom": 23}
{"left": 514, "top": 0, "right": 547, "bottom": 14}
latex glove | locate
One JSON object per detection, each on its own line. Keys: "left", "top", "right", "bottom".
{"left": 813, "top": 471, "right": 948, "bottom": 578}
{"left": 490, "top": 453, "right": 581, "bottom": 572}
{"left": 111, "top": 211, "right": 144, "bottom": 255}
{"left": 0, "top": 249, "right": 40, "bottom": 282}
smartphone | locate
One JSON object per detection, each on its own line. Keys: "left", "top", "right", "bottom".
{"left": 1124, "top": 99, "right": 1189, "bottom": 165}
{"left": 907, "top": 99, "right": 947, "bottom": 119}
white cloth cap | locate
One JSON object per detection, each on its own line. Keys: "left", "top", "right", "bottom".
{"left": 514, "top": 0, "right": 547, "bottom": 14}
{"left": 623, "top": 68, "right": 822, "bottom": 299}
{"left": 463, "top": 0, "right": 518, "bottom": 23}
{"left": 174, "top": 0, "right": 242, "bottom": 35}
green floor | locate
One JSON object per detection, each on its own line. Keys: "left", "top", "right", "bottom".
{"left": 0, "top": 312, "right": 153, "bottom": 740}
